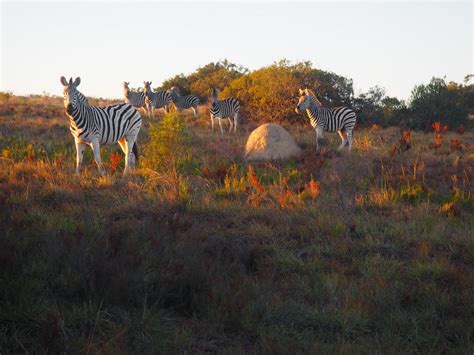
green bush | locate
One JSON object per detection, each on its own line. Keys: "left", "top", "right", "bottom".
{"left": 407, "top": 76, "right": 473, "bottom": 130}
{"left": 142, "top": 112, "right": 197, "bottom": 174}
{"left": 223, "top": 60, "right": 355, "bottom": 124}
{"left": 157, "top": 59, "right": 248, "bottom": 102}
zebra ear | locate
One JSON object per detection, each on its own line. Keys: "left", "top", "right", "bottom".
{"left": 69, "top": 77, "right": 73, "bottom": 85}
{"left": 73, "top": 77, "right": 81, "bottom": 87}
{"left": 60, "top": 76, "right": 68, "bottom": 86}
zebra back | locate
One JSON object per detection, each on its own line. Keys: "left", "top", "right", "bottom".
{"left": 169, "top": 88, "right": 199, "bottom": 109}
{"left": 210, "top": 98, "right": 240, "bottom": 118}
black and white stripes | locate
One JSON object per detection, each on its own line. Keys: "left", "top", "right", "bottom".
{"left": 62, "top": 76, "right": 142, "bottom": 175}
{"left": 168, "top": 87, "right": 200, "bottom": 117}
{"left": 209, "top": 87, "right": 240, "bottom": 134}
{"left": 123, "top": 82, "right": 147, "bottom": 115}
{"left": 295, "top": 88, "right": 356, "bottom": 152}
{"left": 143, "top": 81, "right": 172, "bottom": 118}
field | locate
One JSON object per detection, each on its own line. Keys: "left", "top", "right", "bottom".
{"left": 0, "top": 94, "right": 473, "bottom": 353}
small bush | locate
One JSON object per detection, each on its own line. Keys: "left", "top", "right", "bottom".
{"left": 143, "top": 112, "right": 197, "bottom": 174}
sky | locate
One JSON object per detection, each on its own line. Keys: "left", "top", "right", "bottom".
{"left": 1, "top": 1, "right": 472, "bottom": 101}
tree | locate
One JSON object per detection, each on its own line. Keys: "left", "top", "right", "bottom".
{"left": 156, "top": 60, "right": 248, "bottom": 102}
{"left": 408, "top": 77, "right": 470, "bottom": 130}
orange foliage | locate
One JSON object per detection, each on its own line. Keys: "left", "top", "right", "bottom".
{"left": 110, "top": 152, "right": 122, "bottom": 173}
{"left": 247, "top": 165, "right": 264, "bottom": 193}
{"left": 432, "top": 122, "right": 448, "bottom": 149}
{"left": 305, "top": 178, "right": 321, "bottom": 199}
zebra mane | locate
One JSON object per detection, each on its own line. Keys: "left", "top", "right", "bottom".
{"left": 75, "top": 89, "right": 89, "bottom": 106}
{"left": 305, "top": 89, "right": 322, "bottom": 107}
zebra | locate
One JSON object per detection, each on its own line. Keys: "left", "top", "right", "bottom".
{"left": 167, "top": 86, "right": 200, "bottom": 117}
{"left": 143, "top": 81, "right": 172, "bottom": 118}
{"left": 295, "top": 88, "right": 357, "bottom": 152}
{"left": 61, "top": 76, "right": 142, "bottom": 175}
{"left": 123, "top": 81, "right": 147, "bottom": 116}
{"left": 209, "top": 87, "right": 240, "bottom": 134}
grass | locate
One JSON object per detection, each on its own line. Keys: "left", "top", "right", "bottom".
{"left": 0, "top": 94, "right": 473, "bottom": 353}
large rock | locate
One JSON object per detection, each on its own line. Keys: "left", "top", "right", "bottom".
{"left": 244, "top": 124, "right": 301, "bottom": 161}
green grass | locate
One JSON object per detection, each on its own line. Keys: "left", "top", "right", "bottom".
{"left": 0, "top": 95, "right": 473, "bottom": 353}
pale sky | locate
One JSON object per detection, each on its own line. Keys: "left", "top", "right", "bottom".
{"left": 1, "top": 1, "right": 472, "bottom": 100}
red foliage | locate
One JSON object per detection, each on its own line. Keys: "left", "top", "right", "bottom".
{"left": 304, "top": 178, "right": 321, "bottom": 199}
{"left": 456, "top": 124, "right": 465, "bottom": 135}
{"left": 110, "top": 152, "right": 122, "bottom": 173}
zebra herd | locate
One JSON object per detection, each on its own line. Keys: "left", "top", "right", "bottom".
{"left": 61, "top": 76, "right": 357, "bottom": 175}
{"left": 123, "top": 82, "right": 199, "bottom": 118}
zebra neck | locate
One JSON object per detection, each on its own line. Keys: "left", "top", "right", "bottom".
{"left": 69, "top": 92, "right": 91, "bottom": 123}
{"left": 307, "top": 102, "right": 320, "bottom": 122}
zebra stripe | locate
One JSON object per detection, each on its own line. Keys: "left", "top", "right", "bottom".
{"left": 168, "top": 87, "right": 200, "bottom": 117}
{"left": 62, "top": 76, "right": 142, "bottom": 175}
{"left": 210, "top": 88, "right": 240, "bottom": 133}
{"left": 123, "top": 82, "right": 146, "bottom": 111}
{"left": 295, "top": 88, "right": 356, "bottom": 152}
{"left": 144, "top": 81, "right": 172, "bottom": 118}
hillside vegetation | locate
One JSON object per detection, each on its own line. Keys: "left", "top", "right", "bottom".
{"left": 0, "top": 93, "right": 473, "bottom": 353}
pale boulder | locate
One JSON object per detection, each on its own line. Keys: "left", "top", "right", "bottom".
{"left": 244, "top": 124, "right": 301, "bottom": 161}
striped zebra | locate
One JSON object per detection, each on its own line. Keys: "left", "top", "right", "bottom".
{"left": 209, "top": 87, "right": 240, "bottom": 134}
{"left": 61, "top": 76, "right": 142, "bottom": 175}
{"left": 168, "top": 86, "right": 199, "bottom": 117}
{"left": 123, "top": 81, "right": 147, "bottom": 116}
{"left": 143, "top": 81, "right": 172, "bottom": 118}
{"left": 295, "top": 88, "right": 357, "bottom": 152}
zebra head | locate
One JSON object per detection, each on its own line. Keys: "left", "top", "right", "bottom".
{"left": 61, "top": 76, "right": 81, "bottom": 115}
{"left": 295, "top": 88, "right": 311, "bottom": 114}
{"left": 143, "top": 81, "right": 152, "bottom": 97}
{"left": 210, "top": 87, "right": 219, "bottom": 104}
{"left": 168, "top": 86, "right": 179, "bottom": 99}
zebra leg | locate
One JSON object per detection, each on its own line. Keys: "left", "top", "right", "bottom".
{"left": 347, "top": 130, "right": 354, "bottom": 152}
{"left": 91, "top": 140, "right": 104, "bottom": 176}
{"left": 74, "top": 139, "right": 85, "bottom": 175}
{"left": 218, "top": 118, "right": 224, "bottom": 134}
{"left": 234, "top": 113, "right": 239, "bottom": 133}
{"left": 227, "top": 117, "right": 233, "bottom": 133}
{"left": 125, "top": 135, "right": 138, "bottom": 173}
{"left": 117, "top": 138, "right": 127, "bottom": 161}
{"left": 210, "top": 114, "right": 215, "bottom": 131}
{"left": 337, "top": 130, "right": 347, "bottom": 151}
{"left": 314, "top": 129, "right": 319, "bottom": 152}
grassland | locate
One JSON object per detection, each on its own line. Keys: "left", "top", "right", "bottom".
{"left": 0, "top": 94, "right": 473, "bottom": 353}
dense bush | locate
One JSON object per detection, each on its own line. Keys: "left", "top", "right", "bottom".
{"left": 223, "top": 60, "right": 355, "bottom": 124}
{"left": 156, "top": 59, "right": 248, "bottom": 102}
{"left": 155, "top": 61, "right": 472, "bottom": 131}
{"left": 407, "top": 76, "right": 473, "bottom": 130}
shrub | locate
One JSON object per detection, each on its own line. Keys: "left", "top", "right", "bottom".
{"left": 142, "top": 112, "right": 196, "bottom": 174}
{"left": 223, "top": 60, "right": 355, "bottom": 124}
{"left": 407, "top": 77, "right": 471, "bottom": 130}
{"left": 157, "top": 59, "right": 248, "bottom": 102}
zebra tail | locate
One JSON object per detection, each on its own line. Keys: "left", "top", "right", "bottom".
{"left": 133, "top": 142, "right": 139, "bottom": 163}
